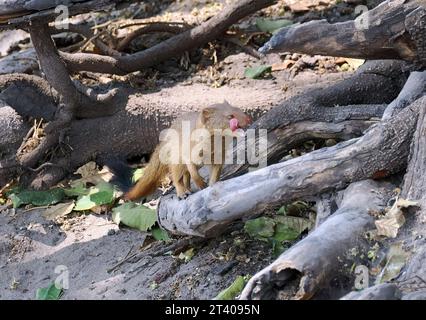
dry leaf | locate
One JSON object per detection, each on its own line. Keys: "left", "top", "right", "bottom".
{"left": 375, "top": 198, "right": 419, "bottom": 238}
{"left": 73, "top": 162, "right": 112, "bottom": 185}
{"left": 271, "top": 60, "right": 296, "bottom": 71}
{"left": 75, "top": 162, "right": 98, "bottom": 178}
{"left": 42, "top": 202, "right": 75, "bottom": 221}
{"left": 375, "top": 243, "right": 409, "bottom": 284}
{"left": 90, "top": 204, "right": 109, "bottom": 215}
{"left": 344, "top": 58, "right": 365, "bottom": 70}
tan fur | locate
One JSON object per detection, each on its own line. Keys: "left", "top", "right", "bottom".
{"left": 125, "top": 102, "right": 251, "bottom": 200}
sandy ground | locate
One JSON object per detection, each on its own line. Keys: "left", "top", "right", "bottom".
{"left": 0, "top": 207, "right": 274, "bottom": 299}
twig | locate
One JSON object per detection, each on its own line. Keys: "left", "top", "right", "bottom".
{"left": 107, "top": 245, "right": 135, "bottom": 273}
{"left": 78, "top": 30, "right": 108, "bottom": 53}
{"left": 223, "top": 36, "right": 263, "bottom": 59}
{"left": 25, "top": 162, "right": 68, "bottom": 173}
{"left": 116, "top": 23, "right": 190, "bottom": 52}
{"left": 117, "top": 21, "right": 189, "bottom": 29}
{"left": 22, "top": 205, "right": 51, "bottom": 213}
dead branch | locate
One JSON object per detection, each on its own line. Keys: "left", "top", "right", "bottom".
{"left": 116, "top": 23, "right": 191, "bottom": 52}
{"left": 60, "top": 0, "right": 276, "bottom": 75}
{"left": 67, "top": 23, "right": 121, "bottom": 57}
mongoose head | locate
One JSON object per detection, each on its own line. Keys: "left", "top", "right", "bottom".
{"left": 200, "top": 100, "right": 252, "bottom": 133}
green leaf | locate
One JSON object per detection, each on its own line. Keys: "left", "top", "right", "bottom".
{"left": 274, "top": 215, "right": 313, "bottom": 235}
{"left": 285, "top": 200, "right": 311, "bottom": 216}
{"left": 375, "top": 243, "right": 409, "bottom": 284}
{"left": 74, "top": 182, "right": 115, "bottom": 211}
{"left": 112, "top": 202, "right": 157, "bottom": 232}
{"left": 74, "top": 195, "right": 96, "bottom": 211}
{"left": 256, "top": 18, "right": 293, "bottom": 34}
{"left": 214, "top": 275, "right": 249, "bottom": 300}
{"left": 276, "top": 206, "right": 287, "bottom": 215}
{"left": 244, "top": 65, "right": 271, "bottom": 79}
{"left": 63, "top": 181, "right": 89, "bottom": 197}
{"left": 10, "top": 189, "right": 65, "bottom": 208}
{"left": 273, "top": 223, "right": 301, "bottom": 242}
{"left": 132, "top": 168, "right": 144, "bottom": 183}
{"left": 152, "top": 227, "right": 171, "bottom": 241}
{"left": 244, "top": 217, "right": 276, "bottom": 241}
{"left": 36, "top": 283, "right": 63, "bottom": 300}
{"left": 270, "top": 239, "right": 286, "bottom": 257}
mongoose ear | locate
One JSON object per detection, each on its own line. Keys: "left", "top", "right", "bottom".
{"left": 201, "top": 107, "right": 214, "bottom": 124}
{"left": 223, "top": 99, "right": 231, "bottom": 106}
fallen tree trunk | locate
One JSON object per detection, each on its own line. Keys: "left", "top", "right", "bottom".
{"left": 259, "top": 0, "right": 426, "bottom": 67}
{"left": 239, "top": 180, "right": 394, "bottom": 300}
{"left": 157, "top": 97, "right": 424, "bottom": 237}
{"left": 0, "top": 0, "right": 129, "bottom": 27}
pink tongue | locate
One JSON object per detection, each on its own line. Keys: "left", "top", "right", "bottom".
{"left": 230, "top": 118, "right": 239, "bottom": 132}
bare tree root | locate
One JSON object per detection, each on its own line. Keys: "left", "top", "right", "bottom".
{"left": 7, "top": 21, "right": 126, "bottom": 184}
{"left": 259, "top": 0, "right": 426, "bottom": 67}
{"left": 383, "top": 70, "right": 426, "bottom": 120}
{"left": 60, "top": 0, "right": 276, "bottom": 75}
{"left": 30, "top": 22, "right": 124, "bottom": 119}
{"left": 0, "top": 73, "right": 58, "bottom": 120}
{"left": 221, "top": 60, "right": 409, "bottom": 179}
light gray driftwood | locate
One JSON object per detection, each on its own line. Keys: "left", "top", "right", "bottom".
{"left": 240, "top": 180, "right": 394, "bottom": 300}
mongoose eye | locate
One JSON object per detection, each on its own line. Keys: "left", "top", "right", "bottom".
{"left": 227, "top": 115, "right": 234, "bottom": 120}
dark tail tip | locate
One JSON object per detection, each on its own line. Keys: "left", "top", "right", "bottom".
{"left": 100, "top": 156, "right": 133, "bottom": 193}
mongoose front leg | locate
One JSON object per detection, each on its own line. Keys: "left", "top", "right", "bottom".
{"left": 208, "top": 164, "right": 223, "bottom": 186}
{"left": 170, "top": 165, "right": 189, "bottom": 199}
{"left": 187, "top": 163, "right": 206, "bottom": 190}
{"left": 183, "top": 170, "right": 192, "bottom": 193}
